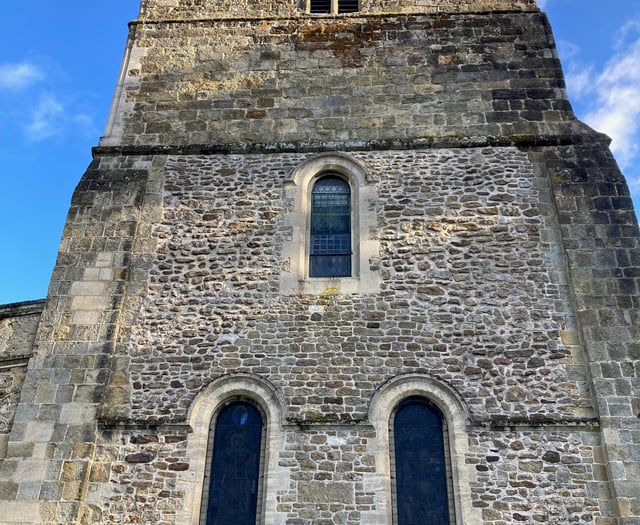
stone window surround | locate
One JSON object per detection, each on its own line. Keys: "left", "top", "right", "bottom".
{"left": 177, "top": 374, "right": 289, "bottom": 525}
{"left": 280, "top": 153, "right": 380, "bottom": 295}
{"left": 177, "top": 372, "right": 477, "bottom": 525}
{"left": 367, "top": 374, "right": 480, "bottom": 524}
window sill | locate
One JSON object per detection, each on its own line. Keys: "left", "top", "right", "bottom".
{"left": 280, "top": 275, "right": 379, "bottom": 295}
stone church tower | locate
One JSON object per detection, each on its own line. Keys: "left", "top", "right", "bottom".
{"left": 1, "top": 0, "right": 639, "bottom": 523}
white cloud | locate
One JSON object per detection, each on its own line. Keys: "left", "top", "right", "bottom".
{"left": 22, "top": 93, "right": 98, "bottom": 142}
{"left": 556, "top": 39, "right": 580, "bottom": 60}
{"left": 557, "top": 40, "right": 594, "bottom": 98}
{"left": 584, "top": 32, "right": 640, "bottom": 169}
{"left": 614, "top": 19, "right": 640, "bottom": 50}
{"left": 537, "top": 0, "right": 548, "bottom": 8}
{"left": 25, "top": 93, "right": 65, "bottom": 141}
{"left": 0, "top": 62, "right": 43, "bottom": 90}
{"left": 563, "top": 60, "right": 594, "bottom": 99}
{"left": 559, "top": 19, "right": 640, "bottom": 174}
{"left": 0, "top": 58, "right": 98, "bottom": 142}
{"left": 558, "top": 18, "right": 640, "bottom": 209}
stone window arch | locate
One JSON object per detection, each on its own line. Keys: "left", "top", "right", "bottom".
{"left": 366, "top": 374, "right": 480, "bottom": 524}
{"left": 281, "top": 153, "right": 379, "bottom": 295}
{"left": 176, "top": 374, "right": 288, "bottom": 525}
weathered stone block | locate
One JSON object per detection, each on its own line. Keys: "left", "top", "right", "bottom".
{"left": 299, "top": 481, "right": 354, "bottom": 503}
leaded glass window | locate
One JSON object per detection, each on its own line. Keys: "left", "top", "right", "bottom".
{"left": 202, "top": 401, "right": 263, "bottom": 525}
{"left": 393, "top": 397, "right": 452, "bottom": 525}
{"left": 309, "top": 175, "right": 352, "bottom": 277}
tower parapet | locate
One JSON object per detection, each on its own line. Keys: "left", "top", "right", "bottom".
{"left": 139, "top": 0, "right": 538, "bottom": 20}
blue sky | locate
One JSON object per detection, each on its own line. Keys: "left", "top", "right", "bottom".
{"left": 1, "top": 1, "right": 639, "bottom": 304}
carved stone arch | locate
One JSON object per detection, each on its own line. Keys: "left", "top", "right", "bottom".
{"left": 281, "top": 152, "right": 379, "bottom": 295}
{"left": 369, "top": 373, "right": 470, "bottom": 428}
{"left": 186, "top": 373, "right": 286, "bottom": 426}
{"left": 176, "top": 374, "right": 288, "bottom": 525}
{"left": 286, "top": 152, "right": 375, "bottom": 187}
{"left": 365, "top": 374, "right": 480, "bottom": 525}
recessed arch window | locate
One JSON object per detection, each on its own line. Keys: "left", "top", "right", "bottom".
{"left": 392, "top": 397, "right": 454, "bottom": 525}
{"left": 201, "top": 400, "right": 264, "bottom": 525}
{"left": 309, "top": 174, "right": 352, "bottom": 278}
{"left": 281, "top": 153, "right": 379, "bottom": 295}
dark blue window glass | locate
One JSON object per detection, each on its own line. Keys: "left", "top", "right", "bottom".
{"left": 309, "top": 175, "right": 351, "bottom": 277}
{"left": 338, "top": 0, "right": 359, "bottom": 12}
{"left": 394, "top": 398, "right": 451, "bottom": 525}
{"left": 309, "top": 0, "right": 331, "bottom": 12}
{"left": 204, "top": 401, "right": 263, "bottom": 525}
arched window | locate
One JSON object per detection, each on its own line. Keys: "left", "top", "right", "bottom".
{"left": 309, "top": 174, "right": 352, "bottom": 278}
{"left": 201, "top": 400, "right": 264, "bottom": 525}
{"left": 281, "top": 154, "right": 379, "bottom": 295}
{"left": 392, "top": 397, "right": 453, "bottom": 525}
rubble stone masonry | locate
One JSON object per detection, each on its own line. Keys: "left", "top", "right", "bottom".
{"left": 0, "top": 0, "right": 639, "bottom": 524}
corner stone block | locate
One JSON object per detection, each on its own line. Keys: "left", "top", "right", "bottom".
{"left": 24, "top": 421, "right": 55, "bottom": 443}
{"left": 0, "top": 481, "right": 18, "bottom": 500}
{"left": 14, "top": 460, "right": 47, "bottom": 483}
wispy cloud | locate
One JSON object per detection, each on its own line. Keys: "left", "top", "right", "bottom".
{"left": 0, "top": 62, "right": 43, "bottom": 90}
{"left": 562, "top": 19, "right": 640, "bottom": 181}
{"left": 558, "top": 40, "right": 594, "bottom": 99}
{"left": 23, "top": 93, "right": 98, "bottom": 142}
{"left": 0, "top": 59, "right": 99, "bottom": 143}
{"left": 583, "top": 27, "right": 640, "bottom": 169}
{"left": 565, "top": 66, "right": 593, "bottom": 100}
{"left": 25, "top": 93, "right": 65, "bottom": 141}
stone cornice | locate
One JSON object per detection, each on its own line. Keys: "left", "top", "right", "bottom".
{"left": 92, "top": 132, "right": 612, "bottom": 158}
{"left": 0, "top": 299, "right": 45, "bottom": 320}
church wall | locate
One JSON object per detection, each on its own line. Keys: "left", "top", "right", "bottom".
{"left": 72, "top": 145, "right": 615, "bottom": 524}
{"left": 138, "top": 0, "right": 537, "bottom": 22}
{"left": 88, "top": 425, "right": 608, "bottom": 525}
{"left": 1, "top": 2, "right": 639, "bottom": 523}
{"left": 542, "top": 141, "right": 640, "bottom": 523}
{"left": 107, "top": 147, "right": 590, "bottom": 424}
{"left": 102, "top": 11, "right": 573, "bottom": 149}
{"left": 0, "top": 301, "right": 43, "bottom": 460}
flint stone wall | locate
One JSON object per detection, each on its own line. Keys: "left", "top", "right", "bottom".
{"left": 1, "top": 1, "right": 638, "bottom": 522}
{"left": 89, "top": 425, "right": 607, "bottom": 525}
{"left": 94, "top": 146, "right": 592, "bottom": 425}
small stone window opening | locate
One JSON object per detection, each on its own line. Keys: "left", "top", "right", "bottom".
{"left": 390, "top": 397, "right": 455, "bottom": 525}
{"left": 308, "top": 0, "right": 359, "bottom": 14}
{"left": 200, "top": 400, "right": 265, "bottom": 525}
{"left": 309, "top": 174, "right": 352, "bottom": 278}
